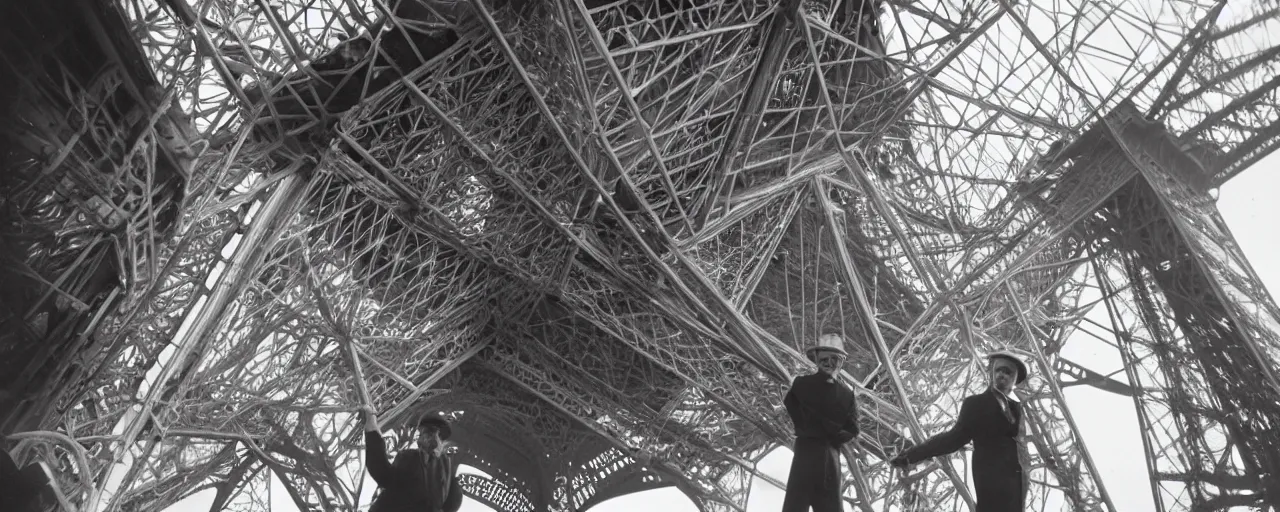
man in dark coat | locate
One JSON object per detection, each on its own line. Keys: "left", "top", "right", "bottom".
{"left": 890, "top": 350, "right": 1030, "bottom": 512}
{"left": 361, "top": 406, "right": 464, "bottom": 512}
{"left": 782, "top": 333, "right": 861, "bottom": 512}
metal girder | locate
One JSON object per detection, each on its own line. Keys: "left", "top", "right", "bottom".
{"left": 459, "top": 473, "right": 537, "bottom": 512}
{"left": 13, "top": 0, "right": 1280, "bottom": 511}
{"left": 689, "top": 0, "right": 798, "bottom": 229}
{"left": 1053, "top": 358, "right": 1134, "bottom": 397}
{"left": 569, "top": 448, "right": 671, "bottom": 511}
{"left": 480, "top": 342, "right": 751, "bottom": 511}
{"left": 1081, "top": 108, "right": 1280, "bottom": 510}
{"left": 1150, "top": 7, "right": 1280, "bottom": 186}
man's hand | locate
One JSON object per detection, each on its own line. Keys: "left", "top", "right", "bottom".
{"left": 360, "top": 405, "right": 379, "bottom": 432}
{"left": 889, "top": 453, "right": 911, "bottom": 469}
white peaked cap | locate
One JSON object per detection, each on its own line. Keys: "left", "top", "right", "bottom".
{"left": 986, "top": 349, "right": 1030, "bottom": 384}
{"left": 807, "top": 333, "right": 848, "bottom": 356}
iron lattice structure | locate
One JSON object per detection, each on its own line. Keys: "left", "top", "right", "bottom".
{"left": 1, "top": 0, "right": 1279, "bottom": 511}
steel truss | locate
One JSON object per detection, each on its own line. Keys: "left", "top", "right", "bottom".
{"left": 0, "top": 0, "right": 1277, "bottom": 511}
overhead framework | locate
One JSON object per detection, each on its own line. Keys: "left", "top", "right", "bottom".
{"left": 0, "top": 0, "right": 1277, "bottom": 511}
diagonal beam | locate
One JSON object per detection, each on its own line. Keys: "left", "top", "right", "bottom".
{"left": 864, "top": 8, "right": 1010, "bottom": 144}
{"left": 378, "top": 336, "right": 492, "bottom": 426}
{"left": 1054, "top": 357, "right": 1134, "bottom": 397}
{"left": 1211, "top": 118, "right": 1280, "bottom": 186}
{"left": 90, "top": 170, "right": 309, "bottom": 512}
{"left": 731, "top": 188, "right": 806, "bottom": 309}
{"left": 991, "top": 0, "right": 1152, "bottom": 157}
{"left": 689, "top": 1, "right": 797, "bottom": 229}
{"left": 1088, "top": 254, "right": 1166, "bottom": 511}
{"left": 1143, "top": 1, "right": 1229, "bottom": 116}
{"left": 395, "top": 76, "right": 798, "bottom": 395}
{"left": 679, "top": 178, "right": 808, "bottom": 249}
{"left": 1182, "top": 73, "right": 1280, "bottom": 140}
{"left": 1159, "top": 12, "right": 1280, "bottom": 117}
{"left": 398, "top": 79, "right": 707, "bottom": 322}
{"left": 795, "top": 13, "right": 945, "bottom": 296}
{"left": 1005, "top": 283, "right": 1117, "bottom": 511}
{"left": 566, "top": 0, "right": 695, "bottom": 233}
{"left": 337, "top": 93, "right": 800, "bottom": 456}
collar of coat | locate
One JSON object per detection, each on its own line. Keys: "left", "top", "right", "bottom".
{"left": 988, "top": 387, "right": 1018, "bottom": 404}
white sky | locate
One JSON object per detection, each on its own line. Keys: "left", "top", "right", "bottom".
{"left": 157, "top": 150, "right": 1279, "bottom": 512}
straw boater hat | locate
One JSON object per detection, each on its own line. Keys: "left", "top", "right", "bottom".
{"left": 415, "top": 412, "right": 453, "bottom": 440}
{"left": 986, "top": 350, "right": 1029, "bottom": 385}
{"left": 806, "top": 333, "right": 848, "bottom": 357}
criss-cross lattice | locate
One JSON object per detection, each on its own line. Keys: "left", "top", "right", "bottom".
{"left": 1, "top": 0, "right": 1278, "bottom": 511}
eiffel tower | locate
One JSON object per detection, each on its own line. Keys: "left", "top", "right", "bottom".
{"left": 1, "top": 0, "right": 1277, "bottom": 510}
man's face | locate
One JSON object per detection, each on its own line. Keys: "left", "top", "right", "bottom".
{"left": 989, "top": 358, "right": 1018, "bottom": 392}
{"left": 813, "top": 349, "right": 846, "bottom": 376}
{"left": 417, "top": 425, "right": 442, "bottom": 451}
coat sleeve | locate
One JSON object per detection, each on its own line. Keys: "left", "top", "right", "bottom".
{"left": 443, "top": 474, "right": 464, "bottom": 512}
{"left": 783, "top": 379, "right": 801, "bottom": 425}
{"left": 833, "top": 390, "right": 860, "bottom": 445}
{"left": 0, "top": 446, "right": 20, "bottom": 482}
{"left": 365, "top": 430, "right": 397, "bottom": 487}
{"left": 902, "top": 395, "right": 979, "bottom": 464}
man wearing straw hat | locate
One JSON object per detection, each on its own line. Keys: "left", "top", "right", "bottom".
{"left": 889, "top": 350, "right": 1030, "bottom": 512}
{"left": 781, "top": 333, "right": 862, "bottom": 512}
{"left": 361, "top": 406, "right": 463, "bottom": 512}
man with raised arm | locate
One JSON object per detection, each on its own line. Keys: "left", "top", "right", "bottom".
{"left": 782, "top": 333, "right": 861, "bottom": 512}
{"left": 361, "top": 406, "right": 463, "bottom": 512}
{"left": 890, "top": 350, "right": 1030, "bottom": 512}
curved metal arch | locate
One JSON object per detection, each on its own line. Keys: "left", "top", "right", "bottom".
{"left": 415, "top": 384, "right": 566, "bottom": 509}
{"left": 457, "top": 473, "right": 537, "bottom": 512}
{"left": 571, "top": 449, "right": 674, "bottom": 511}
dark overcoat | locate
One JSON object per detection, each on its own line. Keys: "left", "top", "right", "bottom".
{"left": 899, "top": 389, "right": 1025, "bottom": 512}
{"left": 365, "top": 431, "right": 464, "bottom": 512}
{"left": 1, "top": 444, "right": 52, "bottom": 512}
{"left": 782, "top": 372, "right": 860, "bottom": 512}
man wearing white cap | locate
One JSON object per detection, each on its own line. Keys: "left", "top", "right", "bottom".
{"left": 781, "top": 333, "right": 861, "bottom": 512}
{"left": 890, "top": 350, "right": 1030, "bottom": 512}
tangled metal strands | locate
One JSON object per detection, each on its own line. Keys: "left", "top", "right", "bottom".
{"left": 2, "top": 0, "right": 1279, "bottom": 511}
{"left": 0, "top": 0, "right": 201, "bottom": 430}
